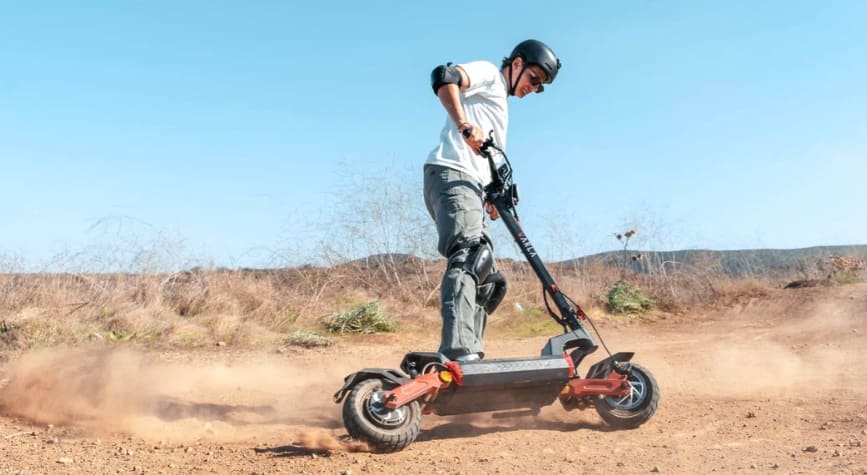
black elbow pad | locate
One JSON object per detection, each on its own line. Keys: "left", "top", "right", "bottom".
{"left": 431, "top": 63, "right": 463, "bottom": 95}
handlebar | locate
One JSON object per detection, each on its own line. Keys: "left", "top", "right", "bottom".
{"left": 477, "top": 131, "right": 518, "bottom": 216}
{"left": 478, "top": 132, "right": 506, "bottom": 192}
{"left": 478, "top": 136, "right": 495, "bottom": 157}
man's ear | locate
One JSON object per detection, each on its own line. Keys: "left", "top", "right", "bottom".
{"left": 511, "top": 56, "right": 524, "bottom": 73}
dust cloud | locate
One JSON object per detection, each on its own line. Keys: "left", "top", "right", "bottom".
{"left": 625, "top": 296, "right": 867, "bottom": 398}
{"left": 1, "top": 289, "right": 863, "bottom": 450}
{"left": 698, "top": 298, "right": 865, "bottom": 397}
{"left": 0, "top": 347, "right": 353, "bottom": 447}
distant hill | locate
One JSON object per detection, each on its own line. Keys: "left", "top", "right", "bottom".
{"left": 559, "top": 245, "right": 867, "bottom": 278}
{"left": 233, "top": 245, "right": 867, "bottom": 280}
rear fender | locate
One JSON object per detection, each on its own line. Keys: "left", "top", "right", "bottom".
{"left": 332, "top": 369, "right": 409, "bottom": 403}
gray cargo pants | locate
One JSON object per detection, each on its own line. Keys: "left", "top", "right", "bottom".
{"left": 423, "top": 164, "right": 495, "bottom": 360}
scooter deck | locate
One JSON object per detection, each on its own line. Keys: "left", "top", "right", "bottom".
{"left": 456, "top": 355, "right": 572, "bottom": 387}
{"left": 426, "top": 354, "right": 573, "bottom": 416}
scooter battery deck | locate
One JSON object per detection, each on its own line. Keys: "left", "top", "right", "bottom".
{"left": 457, "top": 356, "right": 571, "bottom": 387}
{"left": 432, "top": 356, "right": 571, "bottom": 415}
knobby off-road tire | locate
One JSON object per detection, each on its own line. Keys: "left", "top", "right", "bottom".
{"left": 342, "top": 378, "right": 421, "bottom": 453}
{"left": 595, "top": 363, "right": 660, "bottom": 429}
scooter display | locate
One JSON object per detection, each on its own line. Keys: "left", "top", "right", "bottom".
{"left": 333, "top": 136, "right": 659, "bottom": 452}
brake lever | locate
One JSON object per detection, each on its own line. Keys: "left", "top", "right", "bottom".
{"left": 478, "top": 130, "right": 496, "bottom": 158}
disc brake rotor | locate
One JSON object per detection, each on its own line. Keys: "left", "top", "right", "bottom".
{"left": 604, "top": 370, "right": 648, "bottom": 411}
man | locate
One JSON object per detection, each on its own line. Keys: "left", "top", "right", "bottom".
{"left": 424, "top": 39, "right": 561, "bottom": 362}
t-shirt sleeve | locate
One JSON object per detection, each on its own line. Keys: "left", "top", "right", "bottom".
{"left": 458, "top": 61, "right": 500, "bottom": 98}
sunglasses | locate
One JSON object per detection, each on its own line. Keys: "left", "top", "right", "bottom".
{"left": 527, "top": 70, "right": 545, "bottom": 93}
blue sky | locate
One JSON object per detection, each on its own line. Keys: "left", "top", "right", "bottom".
{"left": 2, "top": 1, "right": 866, "bottom": 271}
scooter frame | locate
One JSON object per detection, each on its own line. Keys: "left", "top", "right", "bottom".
{"left": 333, "top": 137, "right": 658, "bottom": 451}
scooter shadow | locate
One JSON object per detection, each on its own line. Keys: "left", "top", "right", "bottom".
{"left": 252, "top": 420, "right": 613, "bottom": 458}
{"left": 416, "top": 418, "right": 612, "bottom": 443}
{"left": 152, "top": 397, "right": 340, "bottom": 428}
{"left": 254, "top": 444, "right": 332, "bottom": 457}
{"left": 254, "top": 435, "right": 358, "bottom": 458}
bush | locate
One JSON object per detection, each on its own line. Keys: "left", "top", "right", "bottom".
{"left": 322, "top": 300, "right": 396, "bottom": 334}
{"left": 832, "top": 271, "right": 862, "bottom": 286}
{"left": 607, "top": 280, "right": 653, "bottom": 316}
{"left": 286, "top": 330, "right": 333, "bottom": 348}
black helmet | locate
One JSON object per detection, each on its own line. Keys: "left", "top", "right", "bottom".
{"left": 507, "top": 39, "right": 561, "bottom": 84}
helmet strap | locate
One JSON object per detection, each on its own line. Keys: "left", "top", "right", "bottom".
{"left": 507, "top": 61, "right": 528, "bottom": 96}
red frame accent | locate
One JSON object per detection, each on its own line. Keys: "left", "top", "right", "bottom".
{"left": 443, "top": 361, "right": 464, "bottom": 386}
{"left": 382, "top": 370, "right": 455, "bottom": 410}
{"left": 562, "top": 371, "right": 630, "bottom": 399}
{"left": 563, "top": 353, "right": 575, "bottom": 378}
{"left": 380, "top": 364, "right": 629, "bottom": 411}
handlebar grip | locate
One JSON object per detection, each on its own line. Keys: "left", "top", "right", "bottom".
{"left": 479, "top": 137, "right": 494, "bottom": 155}
{"left": 461, "top": 127, "right": 472, "bottom": 139}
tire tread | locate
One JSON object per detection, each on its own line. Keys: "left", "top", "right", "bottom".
{"left": 595, "top": 363, "right": 660, "bottom": 429}
{"left": 342, "top": 379, "right": 421, "bottom": 453}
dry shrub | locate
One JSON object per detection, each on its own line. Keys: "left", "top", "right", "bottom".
{"left": 714, "top": 279, "right": 771, "bottom": 306}
{"left": 201, "top": 313, "right": 243, "bottom": 345}
{"left": 286, "top": 330, "right": 333, "bottom": 348}
{"left": 165, "top": 320, "right": 208, "bottom": 347}
{"left": 161, "top": 269, "right": 210, "bottom": 316}
{"left": 636, "top": 271, "right": 719, "bottom": 313}
{"left": 98, "top": 307, "right": 168, "bottom": 343}
{"left": 0, "top": 249, "right": 800, "bottom": 350}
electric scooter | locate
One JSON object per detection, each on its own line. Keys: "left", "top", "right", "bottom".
{"left": 333, "top": 136, "right": 659, "bottom": 452}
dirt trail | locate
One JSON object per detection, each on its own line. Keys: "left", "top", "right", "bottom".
{"left": 1, "top": 284, "right": 866, "bottom": 474}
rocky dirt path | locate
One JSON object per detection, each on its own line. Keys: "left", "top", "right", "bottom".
{"left": 1, "top": 285, "right": 866, "bottom": 474}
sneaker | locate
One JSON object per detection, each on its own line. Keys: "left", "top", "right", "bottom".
{"left": 454, "top": 353, "right": 481, "bottom": 362}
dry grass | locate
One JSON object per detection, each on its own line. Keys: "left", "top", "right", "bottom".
{"left": 0, "top": 254, "right": 860, "bottom": 351}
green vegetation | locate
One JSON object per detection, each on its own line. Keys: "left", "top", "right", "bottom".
{"left": 832, "top": 272, "right": 861, "bottom": 285}
{"left": 827, "top": 255, "right": 865, "bottom": 286}
{"left": 286, "top": 330, "right": 333, "bottom": 348}
{"left": 607, "top": 280, "right": 653, "bottom": 316}
{"left": 488, "top": 304, "right": 560, "bottom": 338}
{"left": 322, "top": 300, "right": 396, "bottom": 334}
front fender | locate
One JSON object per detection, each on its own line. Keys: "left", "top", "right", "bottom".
{"left": 584, "top": 352, "right": 635, "bottom": 379}
{"left": 332, "top": 369, "right": 409, "bottom": 403}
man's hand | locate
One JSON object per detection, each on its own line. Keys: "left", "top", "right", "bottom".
{"left": 485, "top": 200, "right": 500, "bottom": 220}
{"left": 458, "top": 122, "right": 486, "bottom": 155}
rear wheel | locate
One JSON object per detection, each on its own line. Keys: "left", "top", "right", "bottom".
{"left": 594, "top": 363, "right": 659, "bottom": 429}
{"left": 342, "top": 378, "right": 421, "bottom": 452}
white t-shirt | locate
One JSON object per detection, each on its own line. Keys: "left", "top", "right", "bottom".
{"left": 425, "top": 60, "right": 508, "bottom": 187}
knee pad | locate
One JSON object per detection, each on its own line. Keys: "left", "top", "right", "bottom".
{"left": 477, "top": 271, "right": 507, "bottom": 314}
{"left": 447, "top": 241, "right": 493, "bottom": 284}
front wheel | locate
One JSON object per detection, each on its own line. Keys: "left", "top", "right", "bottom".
{"left": 594, "top": 363, "right": 659, "bottom": 429}
{"left": 342, "top": 378, "right": 421, "bottom": 453}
